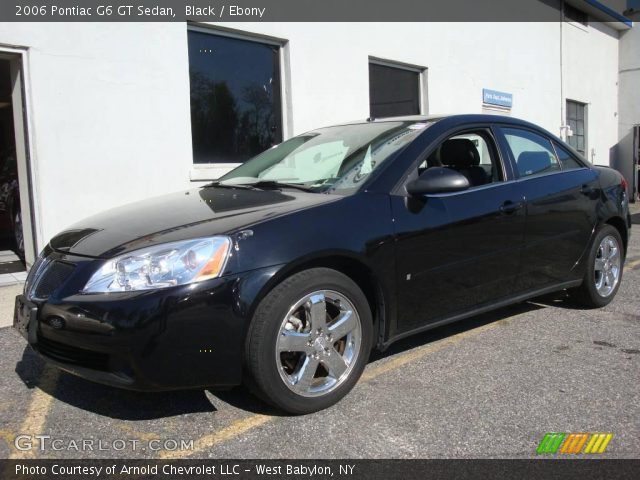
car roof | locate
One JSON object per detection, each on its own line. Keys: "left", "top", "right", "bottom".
{"left": 311, "top": 114, "right": 570, "bottom": 157}
{"left": 341, "top": 113, "right": 544, "bottom": 130}
{"left": 312, "top": 114, "right": 588, "bottom": 172}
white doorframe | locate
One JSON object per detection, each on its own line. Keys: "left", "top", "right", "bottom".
{"left": 0, "top": 45, "right": 39, "bottom": 267}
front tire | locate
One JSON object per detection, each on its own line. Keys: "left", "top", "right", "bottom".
{"left": 244, "top": 268, "right": 372, "bottom": 414}
{"left": 569, "top": 225, "right": 624, "bottom": 308}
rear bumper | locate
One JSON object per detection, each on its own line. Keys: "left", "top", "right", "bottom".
{"left": 14, "top": 264, "right": 280, "bottom": 391}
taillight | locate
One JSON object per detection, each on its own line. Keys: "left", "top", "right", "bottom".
{"left": 621, "top": 176, "right": 628, "bottom": 193}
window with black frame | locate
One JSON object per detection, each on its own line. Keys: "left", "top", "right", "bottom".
{"left": 187, "top": 30, "right": 283, "bottom": 164}
{"left": 369, "top": 62, "right": 421, "bottom": 118}
{"left": 567, "top": 100, "right": 587, "bottom": 157}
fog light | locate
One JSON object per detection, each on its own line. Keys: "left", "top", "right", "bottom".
{"left": 46, "top": 316, "right": 65, "bottom": 329}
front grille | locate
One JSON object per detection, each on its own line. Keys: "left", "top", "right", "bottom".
{"left": 29, "top": 260, "right": 75, "bottom": 300}
{"left": 37, "top": 335, "right": 109, "bottom": 371}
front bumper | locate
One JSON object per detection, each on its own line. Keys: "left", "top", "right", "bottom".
{"left": 14, "top": 252, "right": 279, "bottom": 391}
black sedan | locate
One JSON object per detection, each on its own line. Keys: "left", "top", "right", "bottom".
{"left": 14, "top": 115, "right": 631, "bottom": 414}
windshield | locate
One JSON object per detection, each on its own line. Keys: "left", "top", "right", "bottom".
{"left": 217, "top": 121, "right": 431, "bottom": 193}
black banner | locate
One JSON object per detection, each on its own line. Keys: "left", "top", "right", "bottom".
{"left": 2, "top": 459, "right": 640, "bottom": 480}
{"left": 5, "top": 0, "right": 567, "bottom": 22}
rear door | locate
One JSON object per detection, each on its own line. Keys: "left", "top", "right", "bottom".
{"left": 498, "top": 127, "right": 599, "bottom": 292}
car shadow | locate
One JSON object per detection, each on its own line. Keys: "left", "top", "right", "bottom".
{"left": 528, "top": 290, "right": 595, "bottom": 311}
{"left": 15, "top": 346, "right": 217, "bottom": 420}
{"left": 369, "top": 300, "right": 545, "bottom": 361}
{"left": 208, "top": 386, "right": 282, "bottom": 416}
{"left": 213, "top": 299, "right": 549, "bottom": 415}
{"left": 14, "top": 295, "right": 566, "bottom": 419}
{"left": 384, "top": 289, "right": 603, "bottom": 356}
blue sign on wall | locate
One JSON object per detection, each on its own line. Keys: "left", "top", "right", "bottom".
{"left": 483, "top": 88, "right": 513, "bottom": 108}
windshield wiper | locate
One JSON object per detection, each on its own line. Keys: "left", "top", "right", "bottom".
{"left": 248, "top": 180, "right": 316, "bottom": 192}
{"left": 205, "top": 180, "right": 316, "bottom": 192}
{"left": 204, "top": 181, "right": 257, "bottom": 190}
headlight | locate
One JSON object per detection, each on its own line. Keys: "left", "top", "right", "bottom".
{"left": 82, "top": 236, "right": 232, "bottom": 293}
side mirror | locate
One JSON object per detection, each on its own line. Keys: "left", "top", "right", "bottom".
{"left": 406, "top": 167, "right": 470, "bottom": 196}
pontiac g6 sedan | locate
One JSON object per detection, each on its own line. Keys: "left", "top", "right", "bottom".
{"left": 14, "top": 115, "right": 631, "bottom": 414}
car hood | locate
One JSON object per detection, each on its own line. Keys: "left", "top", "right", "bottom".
{"left": 49, "top": 186, "right": 340, "bottom": 258}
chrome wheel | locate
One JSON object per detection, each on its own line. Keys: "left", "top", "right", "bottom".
{"left": 594, "top": 234, "right": 621, "bottom": 298}
{"left": 275, "top": 290, "right": 361, "bottom": 398}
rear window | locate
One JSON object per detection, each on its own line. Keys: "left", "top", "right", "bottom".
{"left": 553, "top": 142, "right": 585, "bottom": 171}
{"left": 502, "top": 128, "right": 560, "bottom": 178}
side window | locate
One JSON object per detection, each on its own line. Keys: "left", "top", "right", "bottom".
{"left": 502, "top": 128, "right": 560, "bottom": 178}
{"left": 553, "top": 142, "right": 584, "bottom": 171}
{"left": 418, "top": 130, "right": 502, "bottom": 188}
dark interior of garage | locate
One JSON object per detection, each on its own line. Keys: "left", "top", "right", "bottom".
{"left": 0, "top": 59, "right": 25, "bottom": 272}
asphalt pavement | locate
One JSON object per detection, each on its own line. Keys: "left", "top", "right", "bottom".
{"left": 0, "top": 226, "right": 638, "bottom": 459}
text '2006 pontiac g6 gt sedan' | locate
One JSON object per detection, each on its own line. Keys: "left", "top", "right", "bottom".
{"left": 14, "top": 115, "right": 631, "bottom": 414}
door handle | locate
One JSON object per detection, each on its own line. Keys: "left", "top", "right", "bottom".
{"left": 500, "top": 200, "right": 524, "bottom": 214}
{"left": 580, "top": 184, "right": 595, "bottom": 196}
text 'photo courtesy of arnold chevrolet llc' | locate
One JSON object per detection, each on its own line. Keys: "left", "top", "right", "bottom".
{"left": 0, "top": 0, "right": 639, "bottom": 479}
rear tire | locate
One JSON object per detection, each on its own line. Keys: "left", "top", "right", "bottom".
{"left": 569, "top": 225, "right": 624, "bottom": 308}
{"left": 244, "top": 268, "right": 372, "bottom": 414}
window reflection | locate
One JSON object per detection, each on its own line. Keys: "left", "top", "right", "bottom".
{"left": 188, "top": 31, "right": 283, "bottom": 163}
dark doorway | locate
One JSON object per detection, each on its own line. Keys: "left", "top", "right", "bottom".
{"left": 187, "top": 30, "right": 283, "bottom": 164}
{"left": 369, "top": 62, "right": 421, "bottom": 118}
{"left": 0, "top": 59, "right": 25, "bottom": 272}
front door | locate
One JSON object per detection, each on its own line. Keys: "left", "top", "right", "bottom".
{"left": 392, "top": 127, "right": 525, "bottom": 332}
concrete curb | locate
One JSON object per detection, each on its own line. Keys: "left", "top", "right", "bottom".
{"left": 0, "top": 283, "right": 23, "bottom": 328}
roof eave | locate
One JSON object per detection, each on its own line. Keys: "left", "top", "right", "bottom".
{"left": 581, "top": 0, "right": 633, "bottom": 30}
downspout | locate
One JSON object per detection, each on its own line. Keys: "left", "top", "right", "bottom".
{"left": 560, "top": 3, "right": 565, "bottom": 141}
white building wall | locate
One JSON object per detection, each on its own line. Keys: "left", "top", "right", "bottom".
{"left": 616, "top": 11, "right": 640, "bottom": 197}
{"left": 233, "top": 22, "right": 562, "bottom": 135}
{"left": 618, "top": 12, "right": 640, "bottom": 136}
{"left": 0, "top": 23, "right": 194, "bottom": 252}
{"left": 562, "top": 21, "right": 620, "bottom": 165}
{"left": 0, "top": 21, "right": 623, "bottom": 253}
